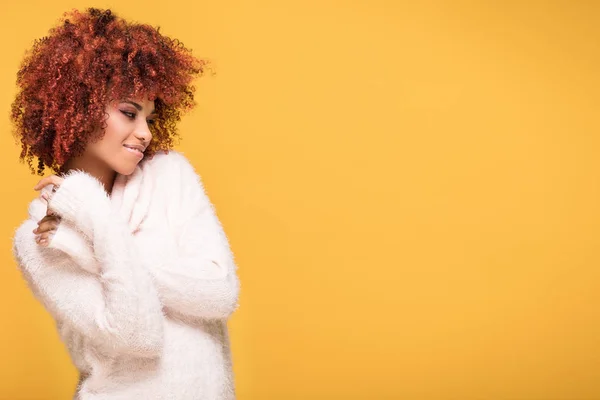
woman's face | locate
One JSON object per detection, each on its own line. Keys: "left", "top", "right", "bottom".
{"left": 84, "top": 96, "right": 157, "bottom": 176}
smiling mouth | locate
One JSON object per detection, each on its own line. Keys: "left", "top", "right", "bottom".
{"left": 123, "top": 145, "right": 144, "bottom": 157}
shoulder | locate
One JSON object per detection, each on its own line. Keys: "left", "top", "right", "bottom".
{"left": 142, "top": 150, "right": 194, "bottom": 169}
{"left": 140, "top": 150, "right": 208, "bottom": 203}
{"left": 141, "top": 150, "right": 201, "bottom": 182}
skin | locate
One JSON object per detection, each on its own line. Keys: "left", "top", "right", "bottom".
{"left": 32, "top": 96, "right": 157, "bottom": 247}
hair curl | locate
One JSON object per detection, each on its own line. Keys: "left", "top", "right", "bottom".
{"left": 10, "top": 7, "right": 210, "bottom": 175}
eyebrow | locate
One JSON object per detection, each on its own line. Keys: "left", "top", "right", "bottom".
{"left": 122, "top": 100, "right": 157, "bottom": 115}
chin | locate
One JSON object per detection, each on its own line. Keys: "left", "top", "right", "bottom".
{"left": 113, "top": 163, "right": 138, "bottom": 176}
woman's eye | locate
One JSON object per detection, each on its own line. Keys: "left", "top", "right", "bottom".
{"left": 148, "top": 119, "right": 156, "bottom": 125}
{"left": 121, "top": 111, "right": 136, "bottom": 119}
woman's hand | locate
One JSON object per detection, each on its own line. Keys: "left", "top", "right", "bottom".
{"left": 33, "top": 213, "right": 61, "bottom": 246}
{"left": 33, "top": 174, "right": 65, "bottom": 193}
{"left": 33, "top": 174, "right": 65, "bottom": 246}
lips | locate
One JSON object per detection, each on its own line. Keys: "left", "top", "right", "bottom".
{"left": 123, "top": 144, "right": 145, "bottom": 153}
{"left": 123, "top": 145, "right": 144, "bottom": 159}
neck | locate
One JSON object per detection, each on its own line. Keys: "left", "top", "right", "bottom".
{"left": 60, "top": 157, "right": 117, "bottom": 196}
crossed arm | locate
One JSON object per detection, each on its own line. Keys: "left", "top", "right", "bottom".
{"left": 13, "top": 154, "right": 240, "bottom": 358}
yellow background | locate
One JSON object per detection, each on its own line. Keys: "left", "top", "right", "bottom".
{"left": 1, "top": 1, "right": 600, "bottom": 399}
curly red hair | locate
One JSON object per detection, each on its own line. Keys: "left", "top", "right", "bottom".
{"left": 10, "top": 7, "right": 209, "bottom": 175}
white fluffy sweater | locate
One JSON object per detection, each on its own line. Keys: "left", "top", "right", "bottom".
{"left": 12, "top": 151, "right": 240, "bottom": 400}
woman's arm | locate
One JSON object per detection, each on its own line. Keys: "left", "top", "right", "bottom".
{"left": 43, "top": 153, "right": 240, "bottom": 322}
{"left": 27, "top": 192, "right": 99, "bottom": 274}
{"left": 16, "top": 171, "right": 166, "bottom": 358}
{"left": 145, "top": 153, "right": 240, "bottom": 320}
{"left": 13, "top": 218, "right": 164, "bottom": 358}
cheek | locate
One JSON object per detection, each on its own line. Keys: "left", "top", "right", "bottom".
{"left": 86, "top": 121, "right": 128, "bottom": 157}
{"left": 102, "top": 118, "right": 131, "bottom": 146}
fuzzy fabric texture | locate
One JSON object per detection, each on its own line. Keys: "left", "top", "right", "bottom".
{"left": 12, "top": 150, "right": 240, "bottom": 400}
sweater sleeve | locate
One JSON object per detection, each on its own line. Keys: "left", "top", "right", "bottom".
{"left": 26, "top": 193, "right": 99, "bottom": 275}
{"left": 20, "top": 170, "right": 166, "bottom": 358}
{"left": 147, "top": 154, "right": 240, "bottom": 320}
{"left": 45, "top": 220, "right": 99, "bottom": 275}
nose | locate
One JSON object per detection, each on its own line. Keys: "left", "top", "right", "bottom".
{"left": 134, "top": 120, "right": 153, "bottom": 145}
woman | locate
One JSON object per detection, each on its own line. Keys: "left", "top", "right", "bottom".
{"left": 11, "top": 8, "right": 240, "bottom": 400}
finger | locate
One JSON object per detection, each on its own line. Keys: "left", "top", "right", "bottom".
{"left": 46, "top": 207, "right": 60, "bottom": 216}
{"left": 33, "top": 176, "right": 53, "bottom": 191}
{"left": 34, "top": 221, "right": 59, "bottom": 234}
{"left": 33, "top": 217, "right": 60, "bottom": 233}
{"left": 38, "top": 215, "right": 60, "bottom": 224}
{"left": 33, "top": 175, "right": 64, "bottom": 191}
{"left": 37, "top": 217, "right": 60, "bottom": 228}
{"left": 36, "top": 231, "right": 55, "bottom": 247}
{"left": 33, "top": 227, "right": 56, "bottom": 236}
